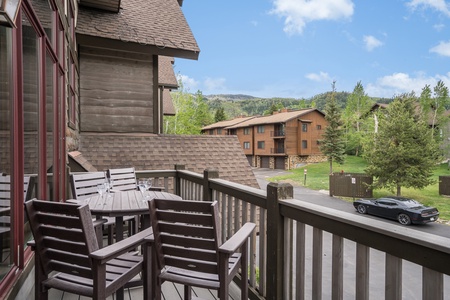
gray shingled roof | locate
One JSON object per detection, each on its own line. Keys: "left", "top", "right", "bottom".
{"left": 163, "top": 89, "right": 176, "bottom": 115}
{"left": 201, "top": 116, "right": 257, "bottom": 130}
{"left": 225, "top": 109, "right": 322, "bottom": 129}
{"left": 159, "top": 56, "right": 178, "bottom": 88}
{"left": 76, "top": 0, "right": 200, "bottom": 59}
{"left": 78, "top": 133, "right": 259, "bottom": 188}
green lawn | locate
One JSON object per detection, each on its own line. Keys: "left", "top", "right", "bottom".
{"left": 268, "top": 156, "right": 450, "bottom": 221}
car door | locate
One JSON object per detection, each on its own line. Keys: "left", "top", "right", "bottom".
{"left": 375, "top": 200, "right": 399, "bottom": 220}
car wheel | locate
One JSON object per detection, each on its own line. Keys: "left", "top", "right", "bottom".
{"left": 356, "top": 204, "right": 367, "bottom": 214}
{"left": 397, "top": 213, "right": 411, "bottom": 225}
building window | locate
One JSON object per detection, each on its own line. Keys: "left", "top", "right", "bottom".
{"left": 217, "top": 128, "right": 222, "bottom": 134}
{"left": 257, "top": 141, "right": 265, "bottom": 149}
{"left": 316, "top": 124, "right": 322, "bottom": 130}
{"left": 244, "top": 142, "right": 250, "bottom": 149}
{"left": 302, "top": 140, "right": 308, "bottom": 149}
{"left": 257, "top": 125, "right": 264, "bottom": 133}
{"left": 244, "top": 127, "right": 250, "bottom": 135}
{"left": 302, "top": 123, "right": 308, "bottom": 132}
{"left": 209, "top": 129, "right": 214, "bottom": 135}
{"left": 229, "top": 129, "right": 237, "bottom": 135}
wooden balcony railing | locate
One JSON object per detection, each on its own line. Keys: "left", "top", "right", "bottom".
{"left": 271, "top": 130, "right": 285, "bottom": 137}
{"left": 136, "top": 166, "right": 450, "bottom": 300}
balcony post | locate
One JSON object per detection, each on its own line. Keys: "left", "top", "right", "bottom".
{"left": 174, "top": 164, "right": 185, "bottom": 196}
{"left": 266, "top": 182, "right": 293, "bottom": 300}
{"left": 203, "top": 168, "right": 219, "bottom": 201}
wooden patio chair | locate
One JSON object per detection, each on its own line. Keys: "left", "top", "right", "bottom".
{"left": 147, "top": 198, "right": 256, "bottom": 300}
{"left": 107, "top": 167, "right": 138, "bottom": 191}
{"left": 25, "top": 199, "right": 151, "bottom": 300}
{"left": 0, "top": 175, "right": 34, "bottom": 262}
{"left": 70, "top": 172, "right": 135, "bottom": 245}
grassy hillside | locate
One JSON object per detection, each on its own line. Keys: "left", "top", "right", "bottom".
{"left": 269, "top": 156, "right": 450, "bottom": 221}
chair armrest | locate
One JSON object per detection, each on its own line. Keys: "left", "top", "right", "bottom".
{"left": 27, "top": 240, "right": 36, "bottom": 250}
{"left": 93, "top": 218, "right": 107, "bottom": 228}
{"left": 90, "top": 228, "right": 153, "bottom": 264}
{"left": 219, "top": 222, "right": 255, "bottom": 254}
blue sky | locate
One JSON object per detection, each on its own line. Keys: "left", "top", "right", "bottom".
{"left": 174, "top": 0, "right": 450, "bottom": 99}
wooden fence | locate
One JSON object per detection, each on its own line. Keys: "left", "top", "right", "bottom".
{"left": 329, "top": 172, "right": 373, "bottom": 198}
{"left": 439, "top": 176, "right": 450, "bottom": 196}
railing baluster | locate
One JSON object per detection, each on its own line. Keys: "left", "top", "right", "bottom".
{"left": 259, "top": 208, "right": 267, "bottom": 297}
{"left": 296, "top": 221, "right": 305, "bottom": 300}
{"left": 249, "top": 204, "right": 256, "bottom": 287}
{"left": 385, "top": 254, "right": 402, "bottom": 300}
{"left": 423, "top": 267, "right": 443, "bottom": 300}
{"left": 312, "top": 227, "right": 323, "bottom": 299}
{"left": 284, "top": 218, "right": 293, "bottom": 299}
{"left": 356, "top": 244, "right": 370, "bottom": 300}
{"left": 332, "top": 235, "right": 343, "bottom": 300}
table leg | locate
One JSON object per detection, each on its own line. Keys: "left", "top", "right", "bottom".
{"left": 115, "top": 216, "right": 124, "bottom": 241}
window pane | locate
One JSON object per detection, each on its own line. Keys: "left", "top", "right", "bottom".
{"left": 46, "top": 51, "right": 54, "bottom": 200}
{"left": 0, "top": 26, "right": 12, "bottom": 280}
{"left": 23, "top": 14, "right": 39, "bottom": 251}
{"left": 33, "top": 0, "right": 54, "bottom": 45}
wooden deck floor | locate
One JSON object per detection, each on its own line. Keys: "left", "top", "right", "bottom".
{"left": 49, "top": 280, "right": 244, "bottom": 300}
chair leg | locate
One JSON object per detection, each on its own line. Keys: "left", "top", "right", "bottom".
{"left": 184, "top": 285, "right": 192, "bottom": 300}
{"left": 107, "top": 225, "right": 114, "bottom": 245}
{"left": 35, "top": 253, "right": 49, "bottom": 300}
{"left": 241, "top": 241, "right": 249, "bottom": 300}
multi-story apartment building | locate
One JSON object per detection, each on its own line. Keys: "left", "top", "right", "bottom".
{"left": 203, "top": 108, "right": 328, "bottom": 169}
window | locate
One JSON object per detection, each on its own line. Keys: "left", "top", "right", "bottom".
{"left": 302, "top": 123, "right": 308, "bottom": 132}
{"left": 229, "top": 129, "right": 237, "bottom": 135}
{"left": 244, "top": 142, "right": 250, "bottom": 149}
{"left": 257, "top": 125, "right": 264, "bottom": 133}
{"left": 209, "top": 129, "right": 214, "bottom": 135}
{"left": 302, "top": 140, "right": 308, "bottom": 149}
{"left": 244, "top": 127, "right": 250, "bottom": 135}
{"left": 257, "top": 141, "right": 265, "bottom": 149}
{"left": 316, "top": 125, "right": 322, "bottom": 130}
{"left": 217, "top": 128, "right": 222, "bottom": 134}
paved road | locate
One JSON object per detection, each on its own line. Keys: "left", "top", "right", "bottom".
{"left": 252, "top": 168, "right": 450, "bottom": 238}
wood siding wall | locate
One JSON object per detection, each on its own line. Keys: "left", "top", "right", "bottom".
{"left": 254, "top": 124, "right": 275, "bottom": 155}
{"left": 80, "top": 47, "right": 154, "bottom": 133}
{"left": 235, "top": 127, "right": 253, "bottom": 155}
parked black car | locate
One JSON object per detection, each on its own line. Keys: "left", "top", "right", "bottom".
{"left": 353, "top": 196, "right": 439, "bottom": 225}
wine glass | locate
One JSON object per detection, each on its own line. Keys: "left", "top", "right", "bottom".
{"left": 97, "top": 183, "right": 107, "bottom": 199}
{"left": 138, "top": 179, "right": 147, "bottom": 201}
{"left": 107, "top": 178, "right": 114, "bottom": 197}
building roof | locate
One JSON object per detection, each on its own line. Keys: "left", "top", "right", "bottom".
{"left": 78, "top": 133, "right": 259, "bottom": 188}
{"left": 159, "top": 56, "right": 178, "bottom": 88}
{"left": 163, "top": 89, "right": 176, "bottom": 115}
{"left": 201, "top": 116, "right": 257, "bottom": 131}
{"left": 76, "top": 0, "right": 200, "bottom": 60}
{"left": 225, "top": 109, "right": 322, "bottom": 129}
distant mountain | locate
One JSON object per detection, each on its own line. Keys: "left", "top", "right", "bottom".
{"left": 202, "top": 93, "right": 394, "bottom": 119}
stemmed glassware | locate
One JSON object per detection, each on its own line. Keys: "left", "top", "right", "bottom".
{"left": 138, "top": 178, "right": 152, "bottom": 202}
{"left": 107, "top": 178, "right": 114, "bottom": 197}
{"left": 97, "top": 182, "right": 107, "bottom": 204}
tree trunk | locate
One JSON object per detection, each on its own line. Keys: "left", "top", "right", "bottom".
{"left": 329, "top": 160, "right": 333, "bottom": 175}
{"left": 396, "top": 185, "right": 401, "bottom": 197}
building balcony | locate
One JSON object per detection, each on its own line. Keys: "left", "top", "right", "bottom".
{"left": 12, "top": 167, "right": 450, "bottom": 299}
{"left": 271, "top": 130, "right": 285, "bottom": 138}
{"left": 271, "top": 147, "right": 285, "bottom": 154}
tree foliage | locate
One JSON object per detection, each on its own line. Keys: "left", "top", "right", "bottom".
{"left": 342, "top": 81, "right": 374, "bottom": 156}
{"left": 319, "top": 81, "right": 346, "bottom": 174}
{"left": 419, "top": 80, "right": 450, "bottom": 139}
{"left": 363, "top": 93, "right": 441, "bottom": 196}
{"left": 214, "top": 107, "right": 227, "bottom": 122}
{"left": 164, "top": 87, "right": 213, "bottom": 135}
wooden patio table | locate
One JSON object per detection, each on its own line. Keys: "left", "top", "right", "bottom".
{"left": 69, "top": 190, "right": 182, "bottom": 242}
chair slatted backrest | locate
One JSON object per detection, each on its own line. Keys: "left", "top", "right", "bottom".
{"left": 107, "top": 167, "right": 137, "bottom": 191}
{"left": 149, "top": 199, "right": 221, "bottom": 275}
{"left": 0, "top": 175, "right": 33, "bottom": 211}
{"left": 25, "top": 200, "right": 98, "bottom": 278}
{"left": 71, "top": 172, "right": 106, "bottom": 200}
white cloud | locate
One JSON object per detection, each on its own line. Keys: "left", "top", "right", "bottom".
{"left": 270, "top": 0, "right": 354, "bottom": 35}
{"left": 433, "top": 23, "right": 445, "bottom": 31}
{"left": 204, "top": 77, "right": 227, "bottom": 91}
{"left": 305, "top": 71, "right": 331, "bottom": 82}
{"left": 177, "top": 74, "right": 199, "bottom": 93}
{"left": 363, "top": 35, "right": 384, "bottom": 51}
{"left": 430, "top": 40, "right": 450, "bottom": 56}
{"left": 366, "top": 72, "right": 450, "bottom": 98}
{"left": 406, "top": 0, "right": 450, "bottom": 17}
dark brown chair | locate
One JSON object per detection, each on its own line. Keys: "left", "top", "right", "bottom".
{"left": 25, "top": 199, "right": 151, "bottom": 300}
{"left": 70, "top": 172, "right": 136, "bottom": 245}
{"left": 147, "top": 198, "right": 256, "bottom": 300}
{"left": 0, "top": 175, "right": 34, "bottom": 262}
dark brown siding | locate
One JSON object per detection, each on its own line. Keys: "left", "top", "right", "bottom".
{"left": 80, "top": 47, "right": 154, "bottom": 133}
{"left": 285, "top": 126, "right": 298, "bottom": 155}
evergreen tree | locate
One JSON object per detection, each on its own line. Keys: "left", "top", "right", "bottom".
{"left": 214, "top": 107, "right": 227, "bottom": 122}
{"left": 363, "top": 93, "right": 441, "bottom": 196}
{"left": 319, "top": 81, "right": 346, "bottom": 174}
